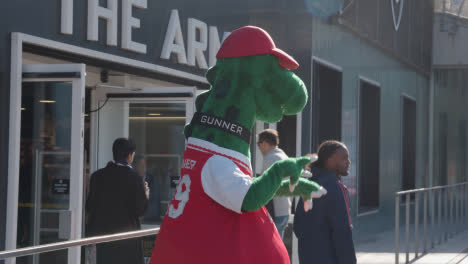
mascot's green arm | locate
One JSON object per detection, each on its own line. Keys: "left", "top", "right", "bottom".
{"left": 241, "top": 157, "right": 319, "bottom": 212}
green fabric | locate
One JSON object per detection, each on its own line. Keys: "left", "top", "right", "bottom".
{"left": 184, "top": 55, "right": 308, "bottom": 157}
{"left": 241, "top": 157, "right": 311, "bottom": 212}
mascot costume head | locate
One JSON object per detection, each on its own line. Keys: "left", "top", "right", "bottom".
{"left": 150, "top": 26, "right": 326, "bottom": 264}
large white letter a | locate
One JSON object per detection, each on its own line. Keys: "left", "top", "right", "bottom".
{"left": 160, "top": 9, "right": 188, "bottom": 64}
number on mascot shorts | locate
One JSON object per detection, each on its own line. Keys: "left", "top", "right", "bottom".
{"left": 168, "top": 174, "right": 191, "bottom": 219}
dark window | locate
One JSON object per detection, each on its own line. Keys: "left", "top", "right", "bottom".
{"left": 278, "top": 115, "right": 296, "bottom": 158}
{"left": 358, "top": 80, "right": 380, "bottom": 213}
{"left": 402, "top": 97, "right": 416, "bottom": 192}
{"left": 312, "top": 61, "right": 342, "bottom": 150}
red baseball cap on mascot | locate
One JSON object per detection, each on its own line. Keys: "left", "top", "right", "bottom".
{"left": 216, "top": 26, "right": 299, "bottom": 70}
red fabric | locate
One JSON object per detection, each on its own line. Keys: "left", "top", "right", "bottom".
{"left": 150, "top": 145, "right": 289, "bottom": 264}
{"left": 216, "top": 26, "right": 299, "bottom": 70}
{"left": 337, "top": 180, "right": 353, "bottom": 229}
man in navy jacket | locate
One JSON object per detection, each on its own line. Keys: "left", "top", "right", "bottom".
{"left": 293, "top": 140, "right": 356, "bottom": 264}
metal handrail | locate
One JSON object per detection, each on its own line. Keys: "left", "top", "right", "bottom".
{"left": 395, "top": 182, "right": 468, "bottom": 264}
{"left": 0, "top": 228, "right": 159, "bottom": 260}
{"left": 396, "top": 182, "right": 468, "bottom": 195}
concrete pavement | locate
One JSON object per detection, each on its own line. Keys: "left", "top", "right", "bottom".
{"left": 356, "top": 228, "right": 468, "bottom": 264}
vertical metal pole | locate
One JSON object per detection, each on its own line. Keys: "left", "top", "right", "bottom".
{"left": 463, "top": 184, "right": 468, "bottom": 225}
{"left": 465, "top": 185, "right": 467, "bottom": 225}
{"left": 463, "top": 185, "right": 465, "bottom": 226}
{"left": 458, "top": 186, "right": 461, "bottom": 231}
{"left": 463, "top": 185, "right": 465, "bottom": 225}
{"left": 453, "top": 186, "right": 456, "bottom": 234}
{"left": 431, "top": 189, "right": 435, "bottom": 249}
{"left": 444, "top": 188, "right": 448, "bottom": 241}
{"left": 406, "top": 193, "right": 410, "bottom": 263}
{"left": 458, "top": 185, "right": 465, "bottom": 230}
{"left": 396, "top": 194, "right": 400, "bottom": 264}
{"left": 459, "top": 185, "right": 463, "bottom": 229}
{"left": 449, "top": 188, "right": 453, "bottom": 238}
{"left": 462, "top": 184, "right": 468, "bottom": 227}
{"left": 415, "top": 192, "right": 419, "bottom": 258}
{"left": 464, "top": 185, "right": 467, "bottom": 225}
{"left": 455, "top": 186, "right": 459, "bottom": 233}
{"left": 464, "top": 185, "right": 466, "bottom": 225}
{"left": 462, "top": 185, "right": 465, "bottom": 226}
{"left": 423, "top": 191, "right": 427, "bottom": 253}
{"left": 34, "top": 151, "right": 44, "bottom": 264}
{"left": 438, "top": 189, "right": 442, "bottom": 244}
{"left": 454, "top": 187, "right": 456, "bottom": 235}
{"left": 460, "top": 184, "right": 468, "bottom": 225}
{"left": 455, "top": 185, "right": 461, "bottom": 231}
{"left": 460, "top": 184, "right": 466, "bottom": 225}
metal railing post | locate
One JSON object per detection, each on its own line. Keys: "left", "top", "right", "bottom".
{"left": 396, "top": 194, "right": 400, "bottom": 264}
{"left": 431, "top": 189, "right": 435, "bottom": 249}
{"left": 465, "top": 184, "right": 468, "bottom": 225}
{"left": 462, "top": 184, "right": 468, "bottom": 225}
{"left": 438, "top": 189, "right": 442, "bottom": 245}
{"left": 406, "top": 193, "right": 410, "bottom": 264}
{"left": 444, "top": 188, "right": 448, "bottom": 242}
{"left": 455, "top": 186, "right": 459, "bottom": 233}
{"left": 465, "top": 185, "right": 467, "bottom": 225}
{"left": 465, "top": 184, "right": 467, "bottom": 225}
{"left": 450, "top": 187, "right": 454, "bottom": 238}
{"left": 415, "top": 192, "right": 419, "bottom": 258}
{"left": 463, "top": 185, "right": 465, "bottom": 226}
{"left": 423, "top": 190, "right": 427, "bottom": 253}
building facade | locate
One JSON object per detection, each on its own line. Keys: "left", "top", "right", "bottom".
{"left": 1, "top": 0, "right": 462, "bottom": 264}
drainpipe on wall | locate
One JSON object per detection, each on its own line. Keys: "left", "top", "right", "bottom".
{"left": 429, "top": 0, "right": 436, "bottom": 188}
{"left": 428, "top": 72, "right": 435, "bottom": 188}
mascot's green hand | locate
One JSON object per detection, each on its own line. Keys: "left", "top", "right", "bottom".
{"left": 276, "top": 178, "right": 326, "bottom": 200}
{"left": 241, "top": 157, "right": 315, "bottom": 212}
{"left": 287, "top": 157, "right": 312, "bottom": 191}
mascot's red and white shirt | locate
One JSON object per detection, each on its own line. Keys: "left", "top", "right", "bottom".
{"left": 150, "top": 137, "right": 289, "bottom": 264}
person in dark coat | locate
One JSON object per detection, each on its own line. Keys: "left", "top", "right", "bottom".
{"left": 293, "top": 140, "right": 356, "bottom": 264}
{"left": 86, "top": 138, "right": 149, "bottom": 264}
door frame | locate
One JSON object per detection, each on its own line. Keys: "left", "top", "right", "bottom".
{"left": 89, "top": 86, "right": 196, "bottom": 173}
{"left": 6, "top": 63, "right": 85, "bottom": 264}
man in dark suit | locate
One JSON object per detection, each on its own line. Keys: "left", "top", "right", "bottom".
{"left": 86, "top": 138, "right": 149, "bottom": 264}
{"left": 293, "top": 140, "right": 356, "bottom": 264}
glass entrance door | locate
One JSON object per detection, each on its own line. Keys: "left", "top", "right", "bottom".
{"left": 17, "top": 64, "right": 85, "bottom": 264}
{"left": 90, "top": 87, "right": 195, "bottom": 227}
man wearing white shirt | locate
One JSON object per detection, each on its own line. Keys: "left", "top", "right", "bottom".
{"left": 257, "top": 129, "right": 290, "bottom": 239}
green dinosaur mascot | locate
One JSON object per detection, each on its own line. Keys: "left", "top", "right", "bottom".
{"left": 150, "top": 26, "right": 326, "bottom": 264}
